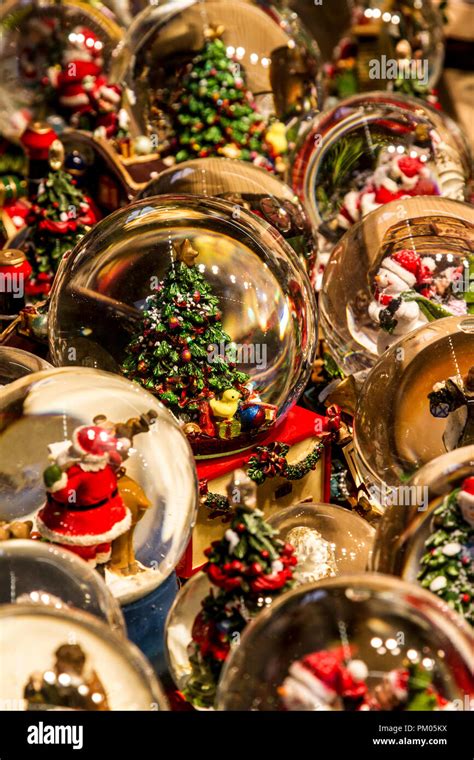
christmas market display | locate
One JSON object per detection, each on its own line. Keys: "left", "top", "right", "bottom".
{"left": 0, "top": 0, "right": 473, "bottom": 722}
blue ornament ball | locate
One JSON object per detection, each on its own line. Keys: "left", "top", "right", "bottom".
{"left": 238, "top": 404, "right": 266, "bottom": 432}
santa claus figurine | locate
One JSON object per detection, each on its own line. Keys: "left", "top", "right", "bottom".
{"left": 36, "top": 425, "right": 131, "bottom": 566}
{"left": 278, "top": 648, "right": 369, "bottom": 711}
{"left": 368, "top": 249, "right": 435, "bottom": 354}
{"left": 337, "top": 151, "right": 439, "bottom": 232}
{"left": 47, "top": 26, "right": 123, "bottom": 138}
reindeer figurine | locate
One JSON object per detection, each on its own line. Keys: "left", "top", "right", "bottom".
{"left": 93, "top": 411, "right": 157, "bottom": 576}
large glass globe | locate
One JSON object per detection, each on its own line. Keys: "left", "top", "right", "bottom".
{"left": 319, "top": 196, "right": 474, "bottom": 374}
{"left": 216, "top": 574, "right": 474, "bottom": 711}
{"left": 0, "top": 367, "right": 198, "bottom": 604}
{"left": 110, "top": 0, "right": 322, "bottom": 168}
{"left": 47, "top": 195, "right": 317, "bottom": 457}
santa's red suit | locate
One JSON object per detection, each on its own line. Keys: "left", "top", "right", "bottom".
{"left": 36, "top": 426, "right": 131, "bottom": 565}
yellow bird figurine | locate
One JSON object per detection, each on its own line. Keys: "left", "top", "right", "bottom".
{"left": 209, "top": 388, "right": 241, "bottom": 420}
{"left": 264, "top": 121, "right": 288, "bottom": 157}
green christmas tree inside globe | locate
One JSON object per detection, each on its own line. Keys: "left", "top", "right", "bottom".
{"left": 121, "top": 238, "right": 277, "bottom": 452}
{"left": 169, "top": 24, "right": 287, "bottom": 171}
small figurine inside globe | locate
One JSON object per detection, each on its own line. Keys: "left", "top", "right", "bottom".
{"left": 320, "top": 196, "right": 474, "bottom": 373}
{"left": 289, "top": 93, "right": 471, "bottom": 274}
{"left": 0, "top": 605, "right": 167, "bottom": 710}
{"left": 267, "top": 503, "right": 375, "bottom": 584}
{"left": 372, "top": 447, "right": 474, "bottom": 627}
{"left": 111, "top": 0, "right": 322, "bottom": 171}
{"left": 354, "top": 315, "right": 474, "bottom": 496}
{"left": 0, "top": 0, "right": 125, "bottom": 139}
{"left": 48, "top": 196, "right": 317, "bottom": 457}
{"left": 216, "top": 574, "right": 474, "bottom": 711}
{"left": 0, "top": 367, "right": 197, "bottom": 604}
{"left": 326, "top": 0, "right": 444, "bottom": 99}
{"left": 0, "top": 539, "right": 124, "bottom": 631}
{"left": 138, "top": 157, "right": 317, "bottom": 281}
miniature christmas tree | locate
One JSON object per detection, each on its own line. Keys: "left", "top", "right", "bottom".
{"left": 183, "top": 502, "right": 297, "bottom": 708}
{"left": 418, "top": 480, "right": 474, "bottom": 625}
{"left": 24, "top": 168, "right": 96, "bottom": 297}
{"left": 170, "top": 25, "right": 282, "bottom": 169}
{"left": 121, "top": 239, "right": 250, "bottom": 429}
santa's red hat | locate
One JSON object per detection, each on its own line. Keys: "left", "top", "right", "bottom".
{"left": 64, "top": 27, "right": 104, "bottom": 65}
{"left": 301, "top": 650, "right": 368, "bottom": 702}
{"left": 72, "top": 425, "right": 116, "bottom": 462}
{"left": 380, "top": 249, "right": 419, "bottom": 288}
{"left": 458, "top": 476, "right": 474, "bottom": 525}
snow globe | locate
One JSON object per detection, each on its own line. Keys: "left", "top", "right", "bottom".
{"left": 0, "top": 347, "right": 52, "bottom": 385}
{"left": 354, "top": 315, "right": 474, "bottom": 501}
{"left": 320, "top": 196, "right": 474, "bottom": 374}
{"left": 0, "top": 604, "right": 168, "bottom": 710}
{"left": 0, "top": 0, "right": 124, "bottom": 132}
{"left": 111, "top": 0, "right": 322, "bottom": 169}
{"left": 325, "top": 0, "right": 444, "bottom": 99}
{"left": 138, "top": 157, "right": 317, "bottom": 281}
{"left": 289, "top": 92, "right": 471, "bottom": 275}
{"left": 267, "top": 503, "right": 375, "bottom": 582}
{"left": 0, "top": 539, "right": 124, "bottom": 632}
{"left": 0, "top": 366, "right": 198, "bottom": 674}
{"left": 372, "top": 446, "right": 474, "bottom": 627}
{"left": 48, "top": 195, "right": 317, "bottom": 458}
{"left": 216, "top": 574, "right": 474, "bottom": 711}
{"left": 165, "top": 500, "right": 299, "bottom": 709}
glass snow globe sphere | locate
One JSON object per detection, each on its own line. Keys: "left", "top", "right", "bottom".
{"left": 372, "top": 446, "right": 474, "bottom": 626}
{"left": 0, "top": 0, "right": 123, "bottom": 126}
{"left": 111, "top": 0, "right": 322, "bottom": 170}
{"left": 324, "top": 0, "right": 444, "bottom": 99}
{"left": 319, "top": 196, "right": 474, "bottom": 374}
{"left": 267, "top": 503, "right": 375, "bottom": 582}
{"left": 216, "top": 574, "right": 474, "bottom": 711}
{"left": 0, "top": 604, "right": 168, "bottom": 710}
{"left": 0, "top": 540, "right": 124, "bottom": 632}
{"left": 0, "top": 347, "right": 52, "bottom": 386}
{"left": 48, "top": 195, "right": 317, "bottom": 457}
{"left": 354, "top": 314, "right": 474, "bottom": 501}
{"left": 0, "top": 367, "right": 198, "bottom": 605}
{"left": 289, "top": 92, "right": 471, "bottom": 273}
{"left": 138, "top": 157, "right": 317, "bottom": 281}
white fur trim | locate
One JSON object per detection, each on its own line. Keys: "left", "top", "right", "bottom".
{"left": 421, "top": 257, "right": 436, "bottom": 272}
{"left": 99, "top": 85, "right": 120, "bottom": 104}
{"left": 47, "top": 472, "right": 68, "bottom": 494}
{"left": 346, "top": 659, "right": 368, "bottom": 682}
{"left": 382, "top": 257, "right": 417, "bottom": 287}
{"left": 360, "top": 192, "right": 380, "bottom": 217}
{"left": 458, "top": 490, "right": 474, "bottom": 508}
{"left": 280, "top": 675, "right": 331, "bottom": 711}
{"left": 60, "top": 93, "right": 90, "bottom": 107}
{"left": 36, "top": 509, "right": 131, "bottom": 547}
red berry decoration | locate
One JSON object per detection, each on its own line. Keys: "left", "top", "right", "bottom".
{"left": 193, "top": 291, "right": 201, "bottom": 302}
{"left": 137, "top": 360, "right": 147, "bottom": 374}
{"left": 169, "top": 316, "right": 180, "bottom": 329}
{"left": 181, "top": 348, "right": 192, "bottom": 362}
